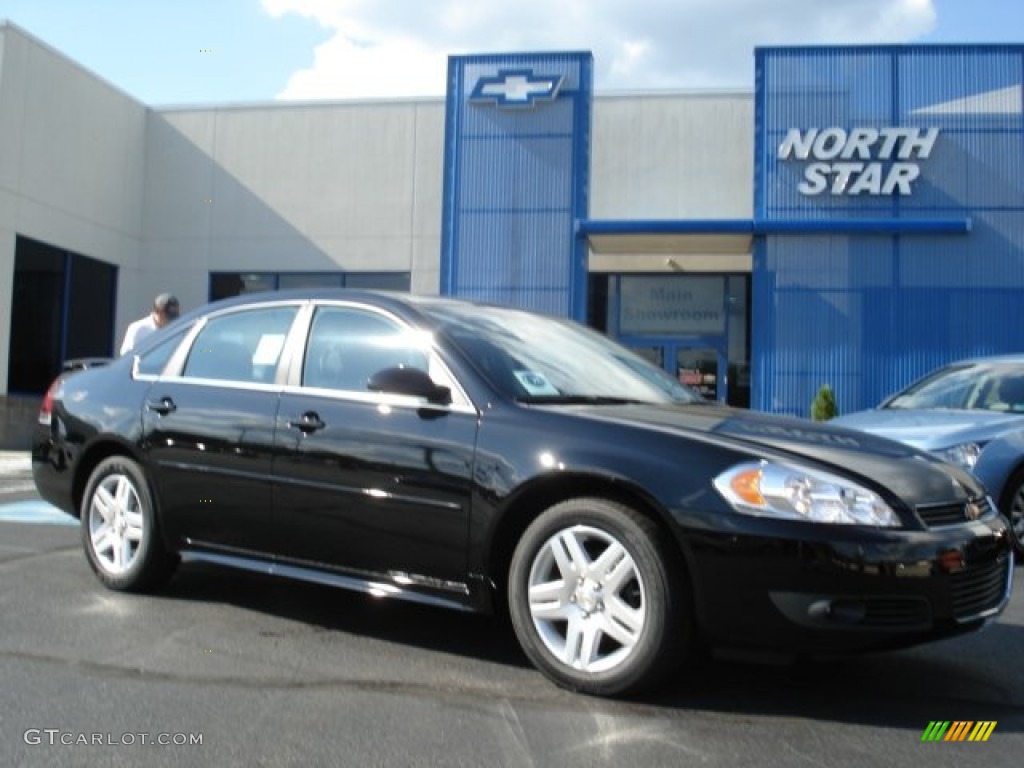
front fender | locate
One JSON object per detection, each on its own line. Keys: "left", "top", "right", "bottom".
{"left": 973, "top": 430, "right": 1024, "bottom": 502}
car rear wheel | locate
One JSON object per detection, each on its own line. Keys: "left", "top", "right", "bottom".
{"left": 81, "top": 456, "right": 177, "bottom": 592}
{"left": 508, "top": 498, "right": 691, "bottom": 696}
{"left": 1002, "top": 468, "right": 1024, "bottom": 558}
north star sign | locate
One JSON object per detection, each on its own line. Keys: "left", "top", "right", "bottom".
{"left": 778, "top": 126, "right": 940, "bottom": 196}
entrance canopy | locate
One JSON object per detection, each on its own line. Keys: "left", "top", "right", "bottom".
{"left": 578, "top": 217, "right": 970, "bottom": 273}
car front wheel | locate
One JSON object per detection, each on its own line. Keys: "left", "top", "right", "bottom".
{"left": 81, "top": 456, "right": 176, "bottom": 592}
{"left": 508, "top": 498, "right": 691, "bottom": 696}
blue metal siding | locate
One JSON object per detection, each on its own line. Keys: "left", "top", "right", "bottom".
{"left": 755, "top": 46, "right": 1024, "bottom": 416}
{"left": 441, "top": 52, "right": 593, "bottom": 318}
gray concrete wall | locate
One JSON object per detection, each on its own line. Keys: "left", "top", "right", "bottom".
{"left": 137, "top": 99, "right": 446, "bottom": 319}
{"left": 591, "top": 92, "right": 754, "bottom": 219}
{"left": 0, "top": 24, "right": 147, "bottom": 393}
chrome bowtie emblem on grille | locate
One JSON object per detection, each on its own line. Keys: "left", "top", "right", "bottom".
{"left": 469, "top": 68, "right": 564, "bottom": 108}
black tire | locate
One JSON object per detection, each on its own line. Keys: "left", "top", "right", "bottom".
{"left": 80, "top": 456, "right": 177, "bottom": 592}
{"left": 999, "top": 468, "right": 1024, "bottom": 558}
{"left": 507, "top": 497, "right": 692, "bottom": 697}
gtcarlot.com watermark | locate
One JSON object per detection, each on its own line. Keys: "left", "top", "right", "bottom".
{"left": 24, "top": 729, "right": 203, "bottom": 747}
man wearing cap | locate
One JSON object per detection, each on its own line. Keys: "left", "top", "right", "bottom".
{"left": 119, "top": 293, "right": 180, "bottom": 355}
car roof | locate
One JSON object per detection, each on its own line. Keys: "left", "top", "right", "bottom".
{"left": 951, "top": 353, "right": 1024, "bottom": 366}
{"left": 166, "top": 289, "right": 495, "bottom": 327}
{"left": 129, "top": 289, "right": 570, "bottom": 359}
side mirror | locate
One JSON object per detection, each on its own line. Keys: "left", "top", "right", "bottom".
{"left": 367, "top": 366, "right": 451, "bottom": 405}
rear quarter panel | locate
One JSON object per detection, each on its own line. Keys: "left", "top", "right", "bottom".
{"left": 32, "top": 360, "right": 151, "bottom": 515}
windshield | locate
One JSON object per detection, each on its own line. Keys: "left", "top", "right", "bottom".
{"left": 420, "top": 303, "right": 703, "bottom": 405}
{"left": 885, "top": 363, "right": 1024, "bottom": 412}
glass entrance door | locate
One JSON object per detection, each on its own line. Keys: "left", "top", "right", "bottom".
{"left": 626, "top": 341, "right": 726, "bottom": 403}
{"left": 674, "top": 344, "right": 725, "bottom": 402}
{"left": 607, "top": 273, "right": 750, "bottom": 407}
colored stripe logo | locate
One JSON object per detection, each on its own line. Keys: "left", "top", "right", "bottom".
{"left": 921, "top": 721, "right": 996, "bottom": 742}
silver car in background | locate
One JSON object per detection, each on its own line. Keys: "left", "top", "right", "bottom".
{"left": 834, "top": 355, "right": 1024, "bottom": 556}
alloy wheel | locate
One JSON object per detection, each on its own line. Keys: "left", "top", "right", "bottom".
{"left": 87, "top": 473, "right": 145, "bottom": 576}
{"left": 527, "top": 524, "right": 646, "bottom": 674}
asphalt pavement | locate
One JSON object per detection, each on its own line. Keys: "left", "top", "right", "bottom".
{"left": 0, "top": 455, "right": 1022, "bottom": 767}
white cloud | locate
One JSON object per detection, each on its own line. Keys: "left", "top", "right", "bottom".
{"left": 262, "top": 0, "right": 937, "bottom": 100}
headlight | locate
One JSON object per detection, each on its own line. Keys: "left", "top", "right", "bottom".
{"left": 713, "top": 460, "right": 900, "bottom": 527}
{"left": 936, "top": 442, "right": 983, "bottom": 471}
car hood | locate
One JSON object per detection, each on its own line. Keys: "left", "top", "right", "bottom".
{"left": 559, "top": 402, "right": 980, "bottom": 506}
{"left": 832, "top": 408, "right": 1024, "bottom": 450}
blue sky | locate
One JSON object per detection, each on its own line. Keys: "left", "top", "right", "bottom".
{"left": 0, "top": 0, "right": 1022, "bottom": 105}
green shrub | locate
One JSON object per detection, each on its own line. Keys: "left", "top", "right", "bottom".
{"left": 811, "top": 385, "right": 839, "bottom": 421}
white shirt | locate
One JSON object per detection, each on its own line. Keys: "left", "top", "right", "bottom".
{"left": 119, "top": 314, "right": 159, "bottom": 355}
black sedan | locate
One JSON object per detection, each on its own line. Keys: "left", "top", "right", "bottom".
{"left": 33, "top": 291, "right": 1014, "bottom": 696}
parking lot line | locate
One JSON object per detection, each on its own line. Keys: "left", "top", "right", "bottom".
{"left": 0, "top": 500, "right": 77, "bottom": 526}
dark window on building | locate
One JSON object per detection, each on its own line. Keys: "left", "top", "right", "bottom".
{"left": 210, "top": 273, "right": 275, "bottom": 301}
{"left": 726, "top": 275, "right": 751, "bottom": 409}
{"left": 9, "top": 239, "right": 65, "bottom": 394}
{"left": 342, "top": 272, "right": 411, "bottom": 291}
{"left": 209, "top": 272, "right": 411, "bottom": 301}
{"left": 8, "top": 236, "right": 117, "bottom": 394}
{"left": 66, "top": 253, "right": 117, "bottom": 362}
{"left": 587, "top": 274, "right": 609, "bottom": 332}
{"left": 278, "top": 273, "right": 344, "bottom": 290}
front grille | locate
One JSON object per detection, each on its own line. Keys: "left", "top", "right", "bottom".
{"left": 950, "top": 554, "right": 1011, "bottom": 621}
{"left": 917, "top": 497, "right": 993, "bottom": 528}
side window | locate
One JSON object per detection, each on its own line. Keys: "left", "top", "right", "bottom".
{"left": 135, "top": 329, "right": 188, "bottom": 377}
{"left": 183, "top": 307, "right": 297, "bottom": 383}
{"left": 303, "top": 306, "right": 429, "bottom": 392}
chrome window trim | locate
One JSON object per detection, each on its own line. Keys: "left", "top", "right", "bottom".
{"left": 164, "top": 318, "right": 209, "bottom": 377}
{"left": 131, "top": 324, "right": 199, "bottom": 382}
{"left": 280, "top": 383, "right": 478, "bottom": 416}
{"left": 133, "top": 298, "right": 479, "bottom": 413}
{"left": 275, "top": 302, "right": 316, "bottom": 386}
{"left": 151, "top": 376, "right": 288, "bottom": 394}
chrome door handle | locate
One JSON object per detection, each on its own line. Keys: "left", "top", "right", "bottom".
{"left": 287, "top": 412, "right": 325, "bottom": 433}
{"left": 146, "top": 397, "right": 177, "bottom": 415}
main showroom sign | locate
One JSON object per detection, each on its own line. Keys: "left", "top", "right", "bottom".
{"left": 778, "top": 127, "right": 939, "bottom": 196}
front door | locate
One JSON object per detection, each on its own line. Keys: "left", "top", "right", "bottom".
{"left": 272, "top": 304, "right": 477, "bottom": 582}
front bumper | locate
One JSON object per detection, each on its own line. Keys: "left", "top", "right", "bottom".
{"left": 683, "top": 511, "right": 1013, "bottom": 654}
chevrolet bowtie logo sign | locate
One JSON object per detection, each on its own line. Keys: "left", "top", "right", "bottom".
{"left": 469, "top": 68, "right": 563, "bottom": 108}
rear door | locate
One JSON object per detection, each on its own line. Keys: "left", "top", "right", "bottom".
{"left": 272, "top": 302, "right": 479, "bottom": 583}
{"left": 142, "top": 303, "right": 300, "bottom": 553}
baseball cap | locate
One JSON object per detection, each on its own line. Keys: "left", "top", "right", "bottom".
{"left": 155, "top": 293, "right": 180, "bottom": 317}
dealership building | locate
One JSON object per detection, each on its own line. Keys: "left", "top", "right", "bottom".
{"left": 2, "top": 21, "right": 1023, "bottom": 422}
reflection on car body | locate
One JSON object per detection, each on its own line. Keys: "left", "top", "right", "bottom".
{"left": 33, "top": 291, "right": 1014, "bottom": 697}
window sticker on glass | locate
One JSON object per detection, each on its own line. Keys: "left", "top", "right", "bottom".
{"left": 252, "top": 334, "right": 286, "bottom": 366}
{"left": 514, "top": 370, "right": 560, "bottom": 396}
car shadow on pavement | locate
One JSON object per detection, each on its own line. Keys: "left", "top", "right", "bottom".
{"left": 162, "top": 561, "right": 531, "bottom": 669}
{"left": 644, "top": 621, "right": 1024, "bottom": 731}
{"left": 162, "top": 559, "right": 1024, "bottom": 730}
